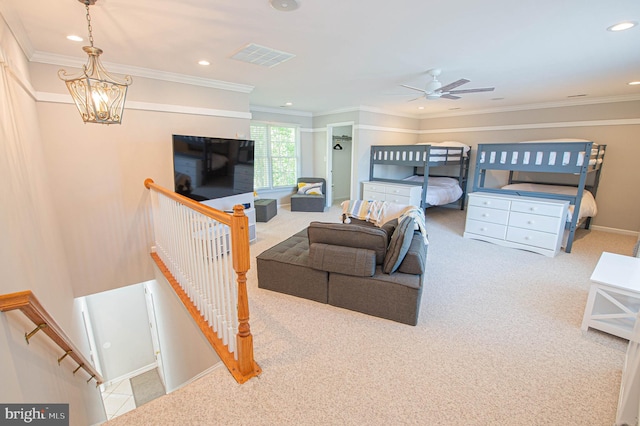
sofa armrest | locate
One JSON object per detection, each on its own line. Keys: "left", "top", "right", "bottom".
{"left": 309, "top": 243, "right": 376, "bottom": 277}
{"left": 397, "top": 232, "right": 428, "bottom": 275}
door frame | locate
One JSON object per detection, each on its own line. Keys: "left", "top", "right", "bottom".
{"left": 326, "top": 122, "right": 355, "bottom": 206}
{"left": 144, "top": 282, "right": 165, "bottom": 387}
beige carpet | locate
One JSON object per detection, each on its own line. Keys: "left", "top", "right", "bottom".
{"left": 108, "top": 204, "right": 636, "bottom": 425}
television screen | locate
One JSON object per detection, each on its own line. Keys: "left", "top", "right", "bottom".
{"left": 172, "top": 135, "right": 255, "bottom": 202}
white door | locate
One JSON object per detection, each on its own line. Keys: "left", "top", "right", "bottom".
{"left": 144, "top": 283, "right": 165, "bottom": 387}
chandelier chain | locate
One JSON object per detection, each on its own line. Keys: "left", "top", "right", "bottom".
{"left": 84, "top": 2, "right": 94, "bottom": 47}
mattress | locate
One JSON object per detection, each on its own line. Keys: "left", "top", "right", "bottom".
{"left": 416, "top": 141, "right": 470, "bottom": 162}
{"left": 403, "top": 176, "right": 463, "bottom": 206}
{"left": 501, "top": 183, "right": 597, "bottom": 221}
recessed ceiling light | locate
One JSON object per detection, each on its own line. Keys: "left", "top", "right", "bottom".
{"left": 270, "top": 0, "right": 299, "bottom": 11}
{"left": 417, "top": 106, "right": 425, "bottom": 110}
{"left": 66, "top": 35, "right": 83, "bottom": 42}
{"left": 629, "top": 81, "right": 640, "bottom": 86}
{"left": 607, "top": 21, "right": 637, "bottom": 32}
{"left": 198, "top": 60, "right": 210, "bottom": 66}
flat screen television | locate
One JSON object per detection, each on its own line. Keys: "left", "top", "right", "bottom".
{"left": 172, "top": 134, "right": 255, "bottom": 202}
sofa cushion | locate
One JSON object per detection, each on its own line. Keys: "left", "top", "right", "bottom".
{"left": 256, "top": 231, "right": 329, "bottom": 303}
{"left": 307, "top": 222, "right": 388, "bottom": 264}
{"left": 397, "top": 232, "right": 427, "bottom": 275}
{"left": 383, "top": 216, "right": 415, "bottom": 274}
{"left": 297, "top": 182, "right": 324, "bottom": 195}
{"left": 309, "top": 243, "right": 376, "bottom": 277}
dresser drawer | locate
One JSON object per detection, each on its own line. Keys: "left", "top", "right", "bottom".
{"left": 385, "top": 185, "right": 413, "bottom": 197}
{"left": 508, "top": 211, "right": 562, "bottom": 234}
{"left": 363, "top": 190, "right": 385, "bottom": 201}
{"left": 468, "top": 195, "right": 511, "bottom": 211}
{"left": 385, "top": 195, "right": 411, "bottom": 205}
{"left": 465, "top": 219, "right": 507, "bottom": 239}
{"left": 511, "top": 200, "right": 565, "bottom": 218}
{"left": 466, "top": 206, "right": 509, "bottom": 225}
{"left": 506, "top": 227, "right": 558, "bottom": 250}
{"left": 362, "top": 183, "right": 386, "bottom": 194}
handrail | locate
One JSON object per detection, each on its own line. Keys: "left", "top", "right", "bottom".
{"left": 0, "top": 290, "right": 104, "bottom": 385}
{"left": 144, "top": 178, "right": 261, "bottom": 384}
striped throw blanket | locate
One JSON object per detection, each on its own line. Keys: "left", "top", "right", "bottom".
{"left": 399, "top": 207, "right": 429, "bottom": 245}
{"left": 341, "top": 200, "right": 386, "bottom": 225}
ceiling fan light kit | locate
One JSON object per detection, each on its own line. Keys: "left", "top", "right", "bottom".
{"left": 401, "top": 68, "right": 494, "bottom": 101}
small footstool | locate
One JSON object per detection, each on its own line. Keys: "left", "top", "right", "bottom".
{"left": 255, "top": 199, "right": 277, "bottom": 222}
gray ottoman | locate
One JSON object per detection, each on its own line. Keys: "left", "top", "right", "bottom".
{"left": 255, "top": 199, "right": 277, "bottom": 222}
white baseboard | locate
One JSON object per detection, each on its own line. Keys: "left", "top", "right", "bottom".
{"left": 169, "top": 362, "right": 225, "bottom": 394}
{"left": 100, "top": 363, "right": 158, "bottom": 390}
{"left": 591, "top": 225, "right": 639, "bottom": 237}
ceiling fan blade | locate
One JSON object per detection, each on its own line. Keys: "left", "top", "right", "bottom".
{"left": 440, "top": 94, "right": 461, "bottom": 100}
{"left": 401, "top": 84, "right": 427, "bottom": 93}
{"left": 437, "top": 79, "right": 470, "bottom": 93}
{"left": 448, "top": 87, "right": 495, "bottom": 94}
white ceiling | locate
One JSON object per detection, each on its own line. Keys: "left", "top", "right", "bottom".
{"left": 2, "top": 0, "right": 639, "bottom": 117}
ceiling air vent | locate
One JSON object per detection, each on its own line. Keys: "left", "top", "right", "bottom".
{"left": 231, "top": 43, "right": 295, "bottom": 68}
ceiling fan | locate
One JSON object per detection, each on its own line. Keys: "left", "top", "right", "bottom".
{"left": 401, "top": 69, "right": 495, "bottom": 100}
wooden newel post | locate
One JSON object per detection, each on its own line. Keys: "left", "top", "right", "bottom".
{"left": 230, "top": 205, "right": 258, "bottom": 378}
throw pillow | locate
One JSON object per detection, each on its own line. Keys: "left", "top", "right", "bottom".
{"left": 297, "top": 182, "right": 323, "bottom": 195}
{"left": 383, "top": 216, "right": 415, "bottom": 274}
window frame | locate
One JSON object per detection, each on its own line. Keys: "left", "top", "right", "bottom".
{"left": 250, "top": 121, "right": 300, "bottom": 191}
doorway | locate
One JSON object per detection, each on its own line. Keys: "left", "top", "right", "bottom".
{"left": 327, "top": 123, "right": 354, "bottom": 206}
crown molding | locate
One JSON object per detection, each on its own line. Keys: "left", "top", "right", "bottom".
{"left": 250, "top": 105, "right": 313, "bottom": 117}
{"left": 31, "top": 51, "right": 254, "bottom": 93}
{"left": 313, "top": 105, "right": 420, "bottom": 120}
{"left": 0, "top": 2, "right": 35, "bottom": 59}
{"left": 418, "top": 118, "right": 640, "bottom": 134}
{"left": 418, "top": 94, "right": 640, "bottom": 119}
{"left": 36, "top": 91, "right": 252, "bottom": 119}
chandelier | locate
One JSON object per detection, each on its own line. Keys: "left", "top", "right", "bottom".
{"left": 58, "top": 0, "right": 132, "bottom": 125}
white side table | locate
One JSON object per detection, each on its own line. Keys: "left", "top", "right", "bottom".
{"left": 581, "top": 252, "right": 640, "bottom": 340}
{"left": 616, "top": 312, "right": 640, "bottom": 426}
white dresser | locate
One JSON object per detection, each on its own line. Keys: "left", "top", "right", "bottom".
{"left": 362, "top": 181, "right": 422, "bottom": 207}
{"left": 463, "top": 192, "right": 569, "bottom": 257}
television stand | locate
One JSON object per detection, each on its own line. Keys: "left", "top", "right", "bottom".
{"left": 201, "top": 193, "right": 256, "bottom": 243}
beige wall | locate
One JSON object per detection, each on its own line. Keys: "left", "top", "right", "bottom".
{"left": 1, "top": 17, "right": 106, "bottom": 424}
{"left": 313, "top": 109, "right": 420, "bottom": 200}
{"left": 29, "top": 62, "right": 252, "bottom": 297}
{"left": 418, "top": 101, "right": 640, "bottom": 233}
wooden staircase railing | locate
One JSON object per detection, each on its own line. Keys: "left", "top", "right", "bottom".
{"left": 144, "top": 178, "right": 261, "bottom": 384}
{"left": 0, "top": 290, "right": 104, "bottom": 385}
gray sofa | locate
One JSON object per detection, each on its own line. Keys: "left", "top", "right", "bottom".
{"left": 256, "top": 217, "right": 427, "bottom": 325}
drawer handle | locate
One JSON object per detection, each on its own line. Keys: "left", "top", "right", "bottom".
{"left": 527, "top": 220, "right": 534, "bottom": 224}
{"left": 483, "top": 201, "right": 491, "bottom": 205}
{"left": 529, "top": 207, "right": 537, "bottom": 211}
{"left": 482, "top": 213, "right": 489, "bottom": 217}
{"left": 524, "top": 236, "right": 531, "bottom": 240}
{"left": 480, "top": 227, "right": 487, "bottom": 231}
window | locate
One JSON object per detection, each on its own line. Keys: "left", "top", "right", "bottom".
{"left": 250, "top": 123, "right": 299, "bottom": 190}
